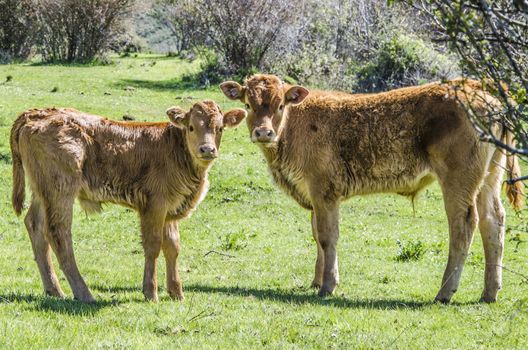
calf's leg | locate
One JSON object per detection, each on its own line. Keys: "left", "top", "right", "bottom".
{"left": 25, "top": 197, "right": 64, "bottom": 298}
{"left": 140, "top": 209, "right": 166, "bottom": 302}
{"left": 429, "top": 130, "right": 489, "bottom": 303}
{"left": 313, "top": 203, "right": 340, "bottom": 297}
{"left": 434, "top": 160, "right": 484, "bottom": 303}
{"left": 310, "top": 211, "right": 324, "bottom": 288}
{"left": 477, "top": 154, "right": 506, "bottom": 303}
{"left": 435, "top": 198, "right": 478, "bottom": 303}
{"left": 44, "top": 196, "right": 94, "bottom": 302}
{"left": 162, "top": 221, "right": 184, "bottom": 300}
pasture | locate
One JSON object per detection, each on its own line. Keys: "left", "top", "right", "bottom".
{"left": 0, "top": 55, "right": 527, "bottom": 349}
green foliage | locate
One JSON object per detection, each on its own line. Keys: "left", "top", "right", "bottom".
{"left": 264, "top": 1, "right": 460, "bottom": 91}
{"left": 0, "top": 0, "right": 36, "bottom": 62}
{"left": 356, "top": 34, "right": 457, "bottom": 92}
{"left": 395, "top": 239, "right": 426, "bottom": 262}
{"left": 281, "top": 44, "right": 355, "bottom": 91}
{"left": 159, "top": 0, "right": 298, "bottom": 76}
{"left": 0, "top": 0, "right": 134, "bottom": 64}
{"left": 187, "top": 47, "right": 226, "bottom": 87}
{"left": 410, "top": 0, "right": 528, "bottom": 159}
{"left": 219, "top": 229, "right": 257, "bottom": 251}
{"left": 220, "top": 231, "right": 246, "bottom": 251}
{"left": 177, "top": 47, "right": 237, "bottom": 88}
{"left": 0, "top": 150, "right": 11, "bottom": 164}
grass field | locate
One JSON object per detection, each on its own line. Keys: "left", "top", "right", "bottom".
{"left": 0, "top": 55, "right": 527, "bottom": 349}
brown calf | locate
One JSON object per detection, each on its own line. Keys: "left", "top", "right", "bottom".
{"left": 221, "top": 75, "right": 523, "bottom": 303}
{"left": 11, "top": 102, "right": 246, "bottom": 302}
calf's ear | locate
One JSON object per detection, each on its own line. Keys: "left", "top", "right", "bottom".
{"left": 220, "top": 81, "right": 245, "bottom": 100}
{"left": 285, "top": 86, "right": 309, "bottom": 105}
{"left": 166, "top": 106, "right": 188, "bottom": 128}
{"left": 223, "top": 108, "right": 247, "bottom": 128}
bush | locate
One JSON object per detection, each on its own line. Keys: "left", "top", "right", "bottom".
{"left": 194, "top": 47, "right": 228, "bottom": 87}
{"left": 35, "top": 0, "right": 135, "bottom": 63}
{"left": 272, "top": 1, "right": 457, "bottom": 91}
{"left": 109, "top": 31, "right": 147, "bottom": 55}
{"left": 395, "top": 239, "right": 426, "bottom": 262}
{"left": 156, "top": 0, "right": 459, "bottom": 90}
{"left": 159, "top": 0, "right": 303, "bottom": 75}
{"left": 146, "top": 1, "right": 194, "bottom": 54}
{"left": 355, "top": 34, "right": 459, "bottom": 92}
{"left": 0, "top": 0, "right": 37, "bottom": 62}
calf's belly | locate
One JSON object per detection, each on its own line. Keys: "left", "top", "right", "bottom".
{"left": 346, "top": 170, "right": 436, "bottom": 198}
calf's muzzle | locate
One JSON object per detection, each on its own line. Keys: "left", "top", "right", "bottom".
{"left": 253, "top": 127, "right": 276, "bottom": 143}
{"left": 199, "top": 144, "right": 218, "bottom": 159}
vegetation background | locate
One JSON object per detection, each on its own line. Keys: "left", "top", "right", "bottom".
{"left": 0, "top": 0, "right": 527, "bottom": 348}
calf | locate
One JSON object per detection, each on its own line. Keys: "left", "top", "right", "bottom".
{"left": 221, "top": 75, "right": 523, "bottom": 303}
{"left": 11, "top": 101, "right": 246, "bottom": 302}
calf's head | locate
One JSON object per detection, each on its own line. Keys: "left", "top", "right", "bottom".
{"left": 166, "top": 100, "right": 246, "bottom": 163}
{"left": 220, "top": 74, "right": 309, "bottom": 145}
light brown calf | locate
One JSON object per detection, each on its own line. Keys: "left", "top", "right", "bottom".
{"left": 11, "top": 102, "right": 246, "bottom": 302}
{"left": 221, "top": 75, "right": 523, "bottom": 303}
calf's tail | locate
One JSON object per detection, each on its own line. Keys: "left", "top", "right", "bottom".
{"left": 10, "top": 113, "right": 27, "bottom": 216}
{"left": 504, "top": 131, "right": 524, "bottom": 210}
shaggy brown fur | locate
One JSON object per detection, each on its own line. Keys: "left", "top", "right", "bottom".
{"left": 221, "top": 74, "right": 523, "bottom": 303}
{"left": 11, "top": 102, "right": 246, "bottom": 302}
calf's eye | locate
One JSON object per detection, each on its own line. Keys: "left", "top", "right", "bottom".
{"left": 279, "top": 104, "right": 284, "bottom": 111}
{"left": 245, "top": 104, "right": 250, "bottom": 110}
{"left": 189, "top": 126, "right": 194, "bottom": 132}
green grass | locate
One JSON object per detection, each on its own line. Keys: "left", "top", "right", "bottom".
{"left": 0, "top": 55, "right": 527, "bottom": 349}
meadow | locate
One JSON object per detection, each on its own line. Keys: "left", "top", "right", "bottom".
{"left": 0, "top": 55, "right": 527, "bottom": 349}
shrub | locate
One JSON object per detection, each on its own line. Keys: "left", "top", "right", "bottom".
{"left": 355, "top": 34, "right": 459, "bottom": 92}
{"left": 220, "top": 231, "right": 247, "bottom": 251}
{"left": 194, "top": 47, "right": 228, "bottom": 87}
{"left": 159, "top": 0, "right": 303, "bottom": 75}
{"left": 395, "top": 239, "right": 426, "bottom": 262}
{"left": 272, "top": 1, "right": 457, "bottom": 91}
{"left": 109, "top": 31, "right": 147, "bottom": 55}
{"left": 177, "top": 47, "right": 228, "bottom": 88}
{"left": 0, "top": 0, "right": 37, "bottom": 62}
{"left": 147, "top": 1, "right": 194, "bottom": 54}
{"left": 156, "top": 0, "right": 459, "bottom": 90}
{"left": 35, "top": 0, "right": 135, "bottom": 63}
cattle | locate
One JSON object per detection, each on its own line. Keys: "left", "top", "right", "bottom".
{"left": 220, "top": 74, "right": 524, "bottom": 303}
{"left": 10, "top": 102, "right": 246, "bottom": 302}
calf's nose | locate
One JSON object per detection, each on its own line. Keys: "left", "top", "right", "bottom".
{"left": 199, "top": 145, "right": 217, "bottom": 157}
{"left": 253, "top": 128, "right": 276, "bottom": 142}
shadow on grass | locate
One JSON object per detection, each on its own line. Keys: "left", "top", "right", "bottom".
{"left": 27, "top": 55, "right": 183, "bottom": 67}
{"left": 186, "top": 284, "right": 481, "bottom": 309}
{"left": 114, "top": 77, "right": 204, "bottom": 92}
{"left": 2, "top": 285, "right": 481, "bottom": 312}
{"left": 0, "top": 292, "right": 116, "bottom": 315}
{"left": 185, "top": 284, "right": 429, "bottom": 309}
{"left": 91, "top": 284, "right": 139, "bottom": 294}
{"left": 27, "top": 60, "right": 114, "bottom": 68}
{"left": 69, "top": 283, "right": 483, "bottom": 309}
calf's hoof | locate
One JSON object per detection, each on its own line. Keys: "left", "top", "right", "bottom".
{"left": 435, "top": 296, "right": 451, "bottom": 305}
{"left": 72, "top": 287, "right": 96, "bottom": 303}
{"left": 168, "top": 290, "right": 184, "bottom": 301}
{"left": 45, "top": 289, "right": 66, "bottom": 299}
{"left": 479, "top": 297, "right": 496, "bottom": 303}
{"left": 318, "top": 285, "right": 335, "bottom": 297}
{"left": 143, "top": 290, "right": 159, "bottom": 303}
{"left": 480, "top": 287, "right": 499, "bottom": 303}
{"left": 73, "top": 293, "right": 96, "bottom": 304}
{"left": 310, "top": 279, "right": 322, "bottom": 289}
{"left": 144, "top": 295, "right": 159, "bottom": 303}
{"left": 479, "top": 293, "right": 497, "bottom": 303}
{"left": 434, "top": 288, "right": 456, "bottom": 305}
